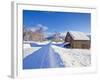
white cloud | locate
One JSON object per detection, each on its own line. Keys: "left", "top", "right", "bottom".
{"left": 36, "top": 24, "right": 48, "bottom": 31}
{"left": 25, "top": 24, "right": 48, "bottom": 32}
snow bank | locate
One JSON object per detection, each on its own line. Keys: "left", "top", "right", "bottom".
{"left": 23, "top": 44, "right": 31, "bottom": 49}
{"left": 52, "top": 45, "right": 91, "bottom": 67}
{"left": 24, "top": 41, "right": 51, "bottom": 47}
{"left": 23, "top": 47, "right": 41, "bottom": 58}
{"left": 24, "top": 41, "right": 50, "bottom": 44}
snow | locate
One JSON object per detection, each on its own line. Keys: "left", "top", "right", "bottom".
{"left": 23, "top": 42, "right": 91, "bottom": 69}
{"left": 69, "top": 31, "right": 90, "bottom": 40}
{"left": 24, "top": 41, "right": 68, "bottom": 47}
{"left": 52, "top": 42, "right": 69, "bottom": 47}
{"left": 24, "top": 41, "right": 50, "bottom": 45}
{"left": 23, "top": 43, "right": 64, "bottom": 69}
{"left": 23, "top": 47, "right": 41, "bottom": 58}
{"left": 52, "top": 45, "right": 91, "bottom": 67}
{"left": 23, "top": 43, "right": 42, "bottom": 58}
{"left": 24, "top": 41, "right": 51, "bottom": 47}
{"left": 23, "top": 44, "right": 31, "bottom": 49}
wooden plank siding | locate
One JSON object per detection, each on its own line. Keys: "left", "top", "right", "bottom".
{"left": 65, "top": 32, "right": 90, "bottom": 49}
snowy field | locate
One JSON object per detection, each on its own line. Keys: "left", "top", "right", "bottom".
{"left": 23, "top": 41, "right": 91, "bottom": 69}
{"left": 52, "top": 45, "right": 90, "bottom": 67}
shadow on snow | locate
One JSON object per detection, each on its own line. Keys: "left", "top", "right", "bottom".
{"left": 23, "top": 43, "right": 65, "bottom": 69}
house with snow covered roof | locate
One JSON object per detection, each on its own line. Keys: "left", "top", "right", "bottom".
{"left": 64, "top": 31, "right": 90, "bottom": 49}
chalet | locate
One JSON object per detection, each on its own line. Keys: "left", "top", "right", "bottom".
{"left": 64, "top": 31, "right": 90, "bottom": 49}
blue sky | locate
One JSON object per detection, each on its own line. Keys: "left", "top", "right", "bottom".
{"left": 23, "top": 10, "right": 91, "bottom": 33}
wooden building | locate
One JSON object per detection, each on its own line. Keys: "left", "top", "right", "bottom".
{"left": 64, "top": 31, "right": 90, "bottom": 49}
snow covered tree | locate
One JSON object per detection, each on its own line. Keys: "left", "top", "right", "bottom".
{"left": 23, "top": 24, "right": 48, "bottom": 41}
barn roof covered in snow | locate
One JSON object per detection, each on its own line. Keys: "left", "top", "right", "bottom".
{"left": 68, "top": 31, "right": 90, "bottom": 40}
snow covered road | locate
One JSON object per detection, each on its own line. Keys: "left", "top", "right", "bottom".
{"left": 23, "top": 42, "right": 91, "bottom": 69}
{"left": 23, "top": 43, "right": 65, "bottom": 69}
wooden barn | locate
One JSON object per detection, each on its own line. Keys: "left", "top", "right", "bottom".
{"left": 64, "top": 31, "right": 90, "bottom": 49}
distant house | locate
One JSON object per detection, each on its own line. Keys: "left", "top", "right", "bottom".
{"left": 64, "top": 31, "right": 90, "bottom": 49}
